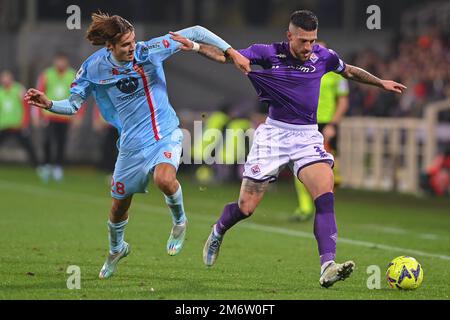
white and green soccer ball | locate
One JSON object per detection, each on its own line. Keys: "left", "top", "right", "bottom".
{"left": 386, "top": 256, "right": 424, "bottom": 290}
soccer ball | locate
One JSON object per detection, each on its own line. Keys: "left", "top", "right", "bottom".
{"left": 386, "top": 256, "right": 424, "bottom": 290}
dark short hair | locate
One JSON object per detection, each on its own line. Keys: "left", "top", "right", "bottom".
{"left": 290, "top": 10, "right": 318, "bottom": 31}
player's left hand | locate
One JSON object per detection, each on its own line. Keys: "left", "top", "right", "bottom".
{"left": 169, "top": 31, "right": 194, "bottom": 51}
{"left": 24, "top": 88, "right": 52, "bottom": 109}
{"left": 381, "top": 80, "right": 407, "bottom": 94}
{"left": 226, "top": 48, "right": 251, "bottom": 74}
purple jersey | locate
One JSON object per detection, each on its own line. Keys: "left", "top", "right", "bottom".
{"left": 239, "top": 42, "right": 346, "bottom": 125}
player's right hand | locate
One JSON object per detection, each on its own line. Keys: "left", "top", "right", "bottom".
{"left": 24, "top": 88, "right": 52, "bottom": 109}
{"left": 169, "top": 31, "right": 194, "bottom": 51}
{"left": 380, "top": 80, "right": 407, "bottom": 94}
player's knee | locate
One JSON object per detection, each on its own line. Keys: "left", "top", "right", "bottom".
{"left": 238, "top": 198, "right": 255, "bottom": 216}
{"left": 154, "top": 174, "right": 177, "bottom": 193}
{"left": 309, "top": 171, "right": 334, "bottom": 199}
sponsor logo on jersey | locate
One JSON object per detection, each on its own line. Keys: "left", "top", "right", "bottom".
{"left": 116, "top": 77, "right": 139, "bottom": 94}
{"left": 146, "top": 42, "right": 160, "bottom": 50}
{"left": 118, "top": 90, "right": 145, "bottom": 101}
{"left": 287, "top": 64, "right": 316, "bottom": 73}
{"left": 99, "top": 78, "right": 116, "bottom": 84}
{"left": 314, "top": 145, "right": 328, "bottom": 158}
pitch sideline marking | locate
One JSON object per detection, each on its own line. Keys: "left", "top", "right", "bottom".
{"left": 361, "top": 224, "right": 444, "bottom": 241}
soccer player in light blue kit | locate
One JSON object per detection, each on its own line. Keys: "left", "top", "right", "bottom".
{"left": 25, "top": 13, "right": 250, "bottom": 279}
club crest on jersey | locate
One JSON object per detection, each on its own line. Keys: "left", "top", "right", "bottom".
{"left": 164, "top": 151, "right": 172, "bottom": 159}
{"left": 276, "top": 53, "right": 287, "bottom": 59}
{"left": 162, "top": 39, "right": 170, "bottom": 48}
{"left": 251, "top": 165, "right": 261, "bottom": 175}
{"left": 309, "top": 53, "right": 318, "bottom": 63}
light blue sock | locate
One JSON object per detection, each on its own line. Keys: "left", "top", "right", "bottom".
{"left": 164, "top": 185, "right": 187, "bottom": 225}
{"left": 108, "top": 219, "right": 128, "bottom": 254}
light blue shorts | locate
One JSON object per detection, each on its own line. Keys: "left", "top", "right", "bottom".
{"left": 111, "top": 128, "right": 183, "bottom": 199}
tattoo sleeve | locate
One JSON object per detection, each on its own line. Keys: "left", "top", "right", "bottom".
{"left": 341, "top": 64, "right": 383, "bottom": 88}
{"left": 198, "top": 44, "right": 229, "bottom": 63}
{"left": 241, "top": 178, "right": 269, "bottom": 195}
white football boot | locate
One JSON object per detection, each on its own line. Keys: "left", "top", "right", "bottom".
{"left": 203, "top": 225, "right": 223, "bottom": 267}
{"left": 167, "top": 220, "right": 187, "bottom": 256}
{"left": 99, "top": 242, "right": 130, "bottom": 279}
{"left": 319, "top": 260, "right": 355, "bottom": 288}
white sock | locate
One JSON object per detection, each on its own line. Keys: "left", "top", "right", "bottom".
{"left": 108, "top": 219, "right": 128, "bottom": 254}
{"left": 164, "top": 185, "right": 186, "bottom": 225}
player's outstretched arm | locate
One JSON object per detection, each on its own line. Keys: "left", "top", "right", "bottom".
{"left": 24, "top": 88, "right": 52, "bottom": 110}
{"left": 341, "top": 64, "right": 407, "bottom": 94}
{"left": 198, "top": 43, "right": 228, "bottom": 63}
{"left": 25, "top": 88, "right": 82, "bottom": 115}
{"left": 169, "top": 31, "right": 250, "bottom": 74}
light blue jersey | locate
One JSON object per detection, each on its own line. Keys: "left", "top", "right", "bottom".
{"left": 52, "top": 26, "right": 231, "bottom": 152}
{"left": 48, "top": 26, "right": 231, "bottom": 198}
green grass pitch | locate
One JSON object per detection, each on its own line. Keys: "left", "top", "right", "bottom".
{"left": 0, "top": 166, "right": 449, "bottom": 300}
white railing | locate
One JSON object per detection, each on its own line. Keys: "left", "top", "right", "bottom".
{"left": 339, "top": 99, "right": 450, "bottom": 194}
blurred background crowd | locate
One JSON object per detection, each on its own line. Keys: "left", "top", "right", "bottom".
{"left": 347, "top": 28, "right": 450, "bottom": 118}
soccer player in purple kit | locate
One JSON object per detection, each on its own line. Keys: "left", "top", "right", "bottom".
{"left": 173, "top": 10, "right": 406, "bottom": 288}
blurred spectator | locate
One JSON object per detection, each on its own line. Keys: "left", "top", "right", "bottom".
{"left": 193, "top": 101, "right": 255, "bottom": 184}
{"left": 348, "top": 28, "right": 450, "bottom": 118}
{"left": 420, "top": 144, "right": 450, "bottom": 196}
{"left": 33, "top": 53, "right": 76, "bottom": 182}
{"left": 0, "top": 70, "right": 39, "bottom": 168}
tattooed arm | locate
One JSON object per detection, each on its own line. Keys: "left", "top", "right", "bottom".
{"left": 341, "top": 64, "right": 407, "bottom": 94}
{"left": 169, "top": 31, "right": 250, "bottom": 74}
{"left": 197, "top": 43, "right": 229, "bottom": 63}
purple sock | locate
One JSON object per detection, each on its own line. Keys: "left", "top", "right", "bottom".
{"left": 215, "top": 202, "right": 249, "bottom": 235}
{"left": 314, "top": 192, "right": 338, "bottom": 266}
